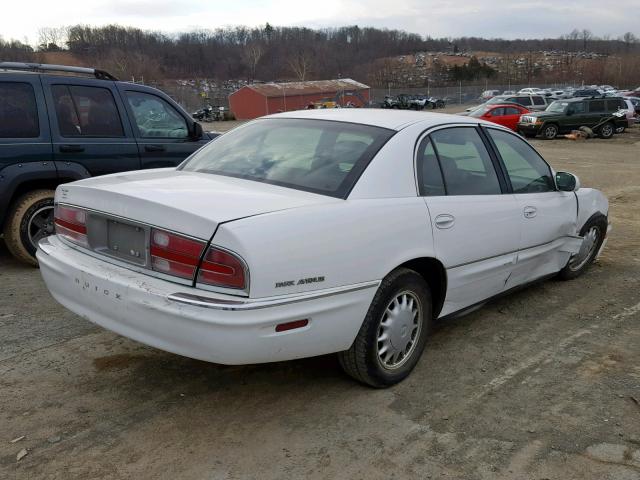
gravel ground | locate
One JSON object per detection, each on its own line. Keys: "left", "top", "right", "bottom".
{"left": 1, "top": 121, "right": 639, "bottom": 480}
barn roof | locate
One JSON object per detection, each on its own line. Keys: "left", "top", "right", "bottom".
{"left": 241, "top": 78, "right": 369, "bottom": 98}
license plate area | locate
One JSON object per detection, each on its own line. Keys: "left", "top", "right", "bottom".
{"left": 86, "top": 215, "right": 148, "bottom": 266}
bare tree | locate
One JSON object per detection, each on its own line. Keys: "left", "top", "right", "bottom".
{"left": 581, "top": 29, "right": 592, "bottom": 51}
{"left": 242, "top": 43, "right": 263, "bottom": 80}
{"left": 288, "top": 50, "right": 313, "bottom": 81}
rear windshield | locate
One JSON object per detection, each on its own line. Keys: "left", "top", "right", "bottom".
{"left": 180, "top": 118, "right": 394, "bottom": 198}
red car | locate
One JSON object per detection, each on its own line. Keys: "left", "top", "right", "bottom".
{"left": 468, "top": 103, "right": 530, "bottom": 131}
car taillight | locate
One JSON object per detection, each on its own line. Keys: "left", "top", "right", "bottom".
{"left": 150, "top": 228, "right": 206, "bottom": 280}
{"left": 54, "top": 205, "right": 88, "bottom": 247}
{"left": 197, "top": 246, "right": 247, "bottom": 290}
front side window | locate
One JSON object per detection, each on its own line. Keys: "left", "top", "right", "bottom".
{"left": 416, "top": 138, "right": 445, "bottom": 196}
{"left": 504, "top": 107, "right": 522, "bottom": 115}
{"left": 518, "top": 97, "right": 533, "bottom": 106}
{"left": 430, "top": 127, "right": 501, "bottom": 196}
{"left": 0, "top": 82, "right": 39, "bottom": 138}
{"left": 533, "top": 96, "right": 546, "bottom": 106}
{"left": 488, "top": 128, "right": 555, "bottom": 193}
{"left": 180, "top": 119, "right": 394, "bottom": 197}
{"left": 52, "top": 85, "right": 124, "bottom": 137}
{"left": 125, "top": 91, "right": 188, "bottom": 138}
{"left": 489, "top": 107, "right": 505, "bottom": 117}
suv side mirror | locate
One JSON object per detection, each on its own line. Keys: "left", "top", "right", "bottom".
{"left": 556, "top": 171, "right": 580, "bottom": 192}
{"left": 190, "top": 121, "right": 203, "bottom": 140}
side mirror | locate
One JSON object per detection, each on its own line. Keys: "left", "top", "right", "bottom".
{"left": 191, "top": 121, "right": 203, "bottom": 140}
{"left": 556, "top": 171, "right": 580, "bottom": 192}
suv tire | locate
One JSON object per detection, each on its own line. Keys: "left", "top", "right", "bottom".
{"left": 3, "top": 189, "right": 55, "bottom": 266}
{"left": 599, "top": 122, "right": 615, "bottom": 139}
{"left": 542, "top": 123, "right": 558, "bottom": 140}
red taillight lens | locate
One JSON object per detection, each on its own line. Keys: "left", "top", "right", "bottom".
{"left": 54, "top": 205, "right": 88, "bottom": 247}
{"left": 150, "top": 228, "right": 206, "bottom": 280}
{"left": 197, "top": 247, "right": 247, "bottom": 290}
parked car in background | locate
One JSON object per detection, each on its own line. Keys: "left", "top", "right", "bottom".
{"left": 480, "top": 89, "right": 501, "bottom": 100}
{"left": 468, "top": 103, "right": 530, "bottom": 131}
{"left": 624, "top": 96, "right": 640, "bottom": 115}
{"left": 38, "top": 109, "right": 610, "bottom": 387}
{"left": 0, "top": 62, "right": 215, "bottom": 265}
{"left": 518, "top": 87, "right": 545, "bottom": 95}
{"left": 573, "top": 89, "right": 603, "bottom": 97}
{"left": 502, "top": 90, "right": 516, "bottom": 95}
{"left": 517, "top": 97, "right": 628, "bottom": 139}
{"left": 466, "top": 94, "right": 548, "bottom": 112}
{"left": 618, "top": 98, "right": 637, "bottom": 132}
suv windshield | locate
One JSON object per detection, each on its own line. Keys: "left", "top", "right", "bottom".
{"left": 180, "top": 118, "right": 394, "bottom": 198}
{"left": 546, "top": 101, "right": 568, "bottom": 113}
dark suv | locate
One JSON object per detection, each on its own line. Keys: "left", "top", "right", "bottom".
{"left": 517, "top": 97, "right": 628, "bottom": 140}
{"left": 0, "top": 62, "right": 217, "bottom": 265}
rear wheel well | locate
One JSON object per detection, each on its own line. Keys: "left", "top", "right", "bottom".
{"left": 396, "top": 257, "right": 447, "bottom": 319}
{"left": 9, "top": 178, "right": 75, "bottom": 205}
{"left": 2, "top": 178, "right": 75, "bottom": 230}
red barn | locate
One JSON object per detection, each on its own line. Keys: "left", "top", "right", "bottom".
{"left": 229, "top": 79, "right": 370, "bottom": 120}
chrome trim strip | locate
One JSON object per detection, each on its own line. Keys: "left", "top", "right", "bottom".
{"left": 167, "top": 280, "right": 381, "bottom": 311}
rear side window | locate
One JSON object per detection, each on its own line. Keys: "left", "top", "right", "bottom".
{"left": 588, "top": 100, "right": 605, "bottom": 113}
{"left": 181, "top": 118, "right": 394, "bottom": 198}
{"left": 0, "top": 82, "right": 39, "bottom": 138}
{"left": 416, "top": 138, "right": 445, "bottom": 196}
{"left": 488, "top": 129, "right": 555, "bottom": 193}
{"left": 125, "top": 91, "right": 188, "bottom": 138}
{"left": 52, "top": 85, "right": 124, "bottom": 137}
{"left": 605, "top": 99, "right": 625, "bottom": 111}
{"left": 430, "top": 127, "right": 501, "bottom": 196}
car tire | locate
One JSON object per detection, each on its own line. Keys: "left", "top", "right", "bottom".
{"left": 542, "top": 124, "right": 558, "bottom": 140}
{"left": 558, "top": 214, "right": 607, "bottom": 281}
{"left": 3, "top": 189, "right": 55, "bottom": 267}
{"left": 338, "top": 268, "right": 432, "bottom": 388}
{"left": 598, "top": 122, "right": 615, "bottom": 139}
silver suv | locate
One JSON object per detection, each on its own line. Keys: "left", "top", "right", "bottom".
{"left": 466, "top": 94, "right": 549, "bottom": 112}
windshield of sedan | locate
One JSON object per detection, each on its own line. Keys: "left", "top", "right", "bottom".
{"left": 468, "top": 107, "right": 490, "bottom": 118}
{"left": 179, "top": 118, "right": 395, "bottom": 198}
{"left": 546, "top": 101, "right": 568, "bottom": 113}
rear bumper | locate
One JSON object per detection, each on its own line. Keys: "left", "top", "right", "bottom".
{"left": 37, "top": 235, "right": 377, "bottom": 364}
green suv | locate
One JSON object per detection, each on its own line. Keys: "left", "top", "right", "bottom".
{"left": 517, "top": 97, "right": 628, "bottom": 140}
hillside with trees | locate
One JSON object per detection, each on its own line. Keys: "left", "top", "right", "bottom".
{"left": 1, "top": 24, "right": 639, "bottom": 88}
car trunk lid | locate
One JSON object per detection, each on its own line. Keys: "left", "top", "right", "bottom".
{"left": 57, "top": 168, "right": 339, "bottom": 240}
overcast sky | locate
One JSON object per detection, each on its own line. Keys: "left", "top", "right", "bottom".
{"left": 2, "top": 0, "right": 639, "bottom": 45}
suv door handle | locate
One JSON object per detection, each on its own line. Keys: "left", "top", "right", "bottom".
{"left": 59, "top": 145, "right": 85, "bottom": 153}
{"left": 523, "top": 206, "right": 537, "bottom": 218}
{"left": 434, "top": 214, "right": 455, "bottom": 229}
{"left": 145, "top": 144, "right": 166, "bottom": 152}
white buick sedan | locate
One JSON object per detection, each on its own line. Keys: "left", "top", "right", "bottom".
{"left": 38, "top": 110, "right": 610, "bottom": 387}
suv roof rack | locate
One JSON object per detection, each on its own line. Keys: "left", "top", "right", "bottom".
{"left": 0, "top": 62, "right": 118, "bottom": 81}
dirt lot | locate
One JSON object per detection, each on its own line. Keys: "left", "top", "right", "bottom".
{"left": 1, "top": 121, "right": 639, "bottom": 480}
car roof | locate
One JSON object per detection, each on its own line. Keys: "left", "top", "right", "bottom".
{"left": 487, "top": 104, "right": 527, "bottom": 109}
{"left": 268, "top": 108, "right": 483, "bottom": 131}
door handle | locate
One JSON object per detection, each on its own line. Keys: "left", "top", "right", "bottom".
{"left": 434, "top": 214, "right": 455, "bottom": 229}
{"left": 523, "top": 206, "right": 537, "bottom": 218}
{"left": 145, "top": 144, "right": 166, "bottom": 152}
{"left": 59, "top": 145, "right": 85, "bottom": 153}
